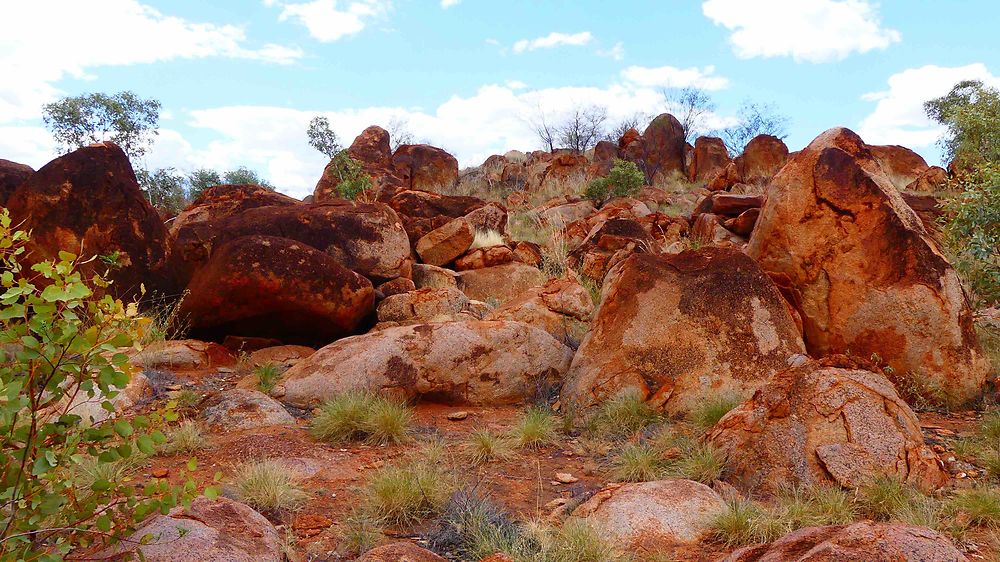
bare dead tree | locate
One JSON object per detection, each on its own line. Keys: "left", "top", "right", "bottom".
{"left": 663, "top": 86, "right": 716, "bottom": 143}
{"left": 557, "top": 104, "right": 608, "bottom": 154}
{"left": 387, "top": 116, "right": 415, "bottom": 152}
{"left": 603, "top": 112, "right": 650, "bottom": 143}
{"left": 720, "top": 101, "right": 790, "bottom": 155}
{"left": 526, "top": 104, "right": 558, "bottom": 152}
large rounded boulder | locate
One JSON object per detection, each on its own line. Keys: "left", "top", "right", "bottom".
{"left": 723, "top": 522, "right": 967, "bottom": 562}
{"left": 6, "top": 142, "right": 173, "bottom": 298}
{"left": 746, "top": 127, "right": 990, "bottom": 405}
{"left": 562, "top": 248, "right": 806, "bottom": 415}
{"left": 624, "top": 113, "right": 686, "bottom": 186}
{"left": 707, "top": 356, "right": 948, "bottom": 495}
{"left": 314, "top": 125, "right": 404, "bottom": 201}
{"left": 177, "top": 235, "right": 374, "bottom": 345}
{"left": 170, "top": 201, "right": 410, "bottom": 284}
{"left": 392, "top": 144, "right": 459, "bottom": 191}
{"left": 572, "top": 480, "right": 725, "bottom": 549}
{"left": 280, "top": 320, "right": 573, "bottom": 407}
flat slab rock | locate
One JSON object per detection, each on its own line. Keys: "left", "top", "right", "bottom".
{"left": 200, "top": 388, "right": 296, "bottom": 431}
{"left": 358, "top": 542, "right": 446, "bottom": 561}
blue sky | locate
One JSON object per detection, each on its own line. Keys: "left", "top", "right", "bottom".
{"left": 1, "top": 0, "right": 998, "bottom": 198}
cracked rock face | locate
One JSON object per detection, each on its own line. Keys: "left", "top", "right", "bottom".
{"left": 747, "top": 127, "right": 989, "bottom": 406}
{"left": 562, "top": 247, "right": 806, "bottom": 415}
{"left": 707, "top": 356, "right": 948, "bottom": 495}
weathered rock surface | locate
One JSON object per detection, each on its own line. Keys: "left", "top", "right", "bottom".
{"left": 6, "top": 142, "right": 173, "bottom": 298}
{"left": 906, "top": 165, "right": 948, "bottom": 192}
{"left": 170, "top": 201, "right": 410, "bottom": 284}
{"left": 707, "top": 356, "right": 948, "bottom": 495}
{"left": 573, "top": 480, "right": 725, "bottom": 548}
{"left": 709, "top": 135, "right": 789, "bottom": 191}
{"left": 416, "top": 217, "right": 474, "bottom": 266}
{"left": 747, "top": 127, "right": 990, "bottom": 405}
{"left": 0, "top": 158, "right": 33, "bottom": 205}
{"left": 562, "top": 248, "right": 805, "bottom": 415}
{"left": 392, "top": 144, "right": 459, "bottom": 192}
{"left": 688, "top": 136, "right": 731, "bottom": 183}
{"left": 281, "top": 320, "right": 573, "bottom": 407}
{"left": 178, "top": 236, "right": 373, "bottom": 345}
{"left": 100, "top": 497, "right": 282, "bottom": 562}
{"left": 486, "top": 277, "right": 594, "bottom": 343}
{"left": 454, "top": 245, "right": 514, "bottom": 271}
{"left": 132, "top": 339, "right": 234, "bottom": 371}
{"left": 457, "top": 262, "right": 546, "bottom": 303}
{"left": 314, "top": 126, "right": 403, "bottom": 201}
{"left": 723, "top": 521, "right": 968, "bottom": 562}
{"left": 871, "top": 144, "right": 930, "bottom": 190}
{"left": 376, "top": 287, "right": 470, "bottom": 324}
{"left": 200, "top": 388, "right": 295, "bottom": 430}
{"left": 169, "top": 184, "right": 301, "bottom": 236}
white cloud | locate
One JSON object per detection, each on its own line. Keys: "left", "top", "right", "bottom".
{"left": 512, "top": 32, "right": 593, "bottom": 54}
{"left": 598, "top": 42, "right": 626, "bottom": 61}
{"left": 155, "top": 75, "right": 736, "bottom": 199}
{"left": 621, "top": 65, "right": 730, "bottom": 91}
{"left": 440, "top": 0, "right": 461, "bottom": 8}
{"left": 274, "top": 0, "right": 390, "bottom": 42}
{"left": 858, "top": 63, "right": 1000, "bottom": 150}
{"left": 0, "top": 0, "right": 302, "bottom": 124}
{"left": 702, "top": 0, "right": 900, "bottom": 63}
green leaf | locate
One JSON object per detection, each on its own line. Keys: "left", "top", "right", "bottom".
{"left": 95, "top": 514, "right": 112, "bottom": 532}
{"left": 114, "top": 420, "right": 134, "bottom": 438}
{"left": 204, "top": 486, "right": 219, "bottom": 500}
{"left": 186, "top": 458, "right": 197, "bottom": 471}
{"left": 136, "top": 435, "right": 155, "bottom": 456}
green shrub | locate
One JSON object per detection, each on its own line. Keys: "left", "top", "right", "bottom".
{"left": 611, "top": 443, "right": 662, "bottom": 482}
{"left": 360, "top": 444, "right": 453, "bottom": 525}
{"left": 158, "top": 420, "right": 205, "bottom": 455}
{"left": 941, "top": 163, "right": 1000, "bottom": 305}
{"left": 854, "top": 476, "right": 914, "bottom": 521}
{"left": 688, "top": 392, "right": 741, "bottom": 430}
{"left": 466, "top": 429, "right": 514, "bottom": 464}
{"left": 329, "top": 151, "right": 374, "bottom": 201}
{"left": 584, "top": 159, "right": 644, "bottom": 204}
{"left": 0, "top": 209, "right": 203, "bottom": 559}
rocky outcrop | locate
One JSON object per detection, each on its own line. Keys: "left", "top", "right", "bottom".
{"left": 723, "top": 522, "right": 967, "bottom": 562}
{"left": 200, "top": 389, "right": 296, "bottom": 430}
{"left": 416, "top": 217, "right": 474, "bottom": 266}
{"left": 6, "top": 142, "right": 173, "bottom": 298}
{"left": 562, "top": 248, "right": 805, "bottom": 415}
{"left": 169, "top": 184, "right": 301, "bottom": 236}
{"left": 376, "top": 287, "right": 471, "bottom": 325}
{"left": 0, "top": 158, "right": 33, "bottom": 205}
{"left": 178, "top": 236, "right": 374, "bottom": 345}
{"left": 486, "top": 277, "right": 594, "bottom": 343}
{"left": 709, "top": 135, "right": 789, "bottom": 191}
{"left": 392, "top": 144, "right": 459, "bottom": 192}
{"left": 280, "top": 320, "right": 573, "bottom": 407}
{"left": 871, "top": 144, "right": 930, "bottom": 190}
{"left": 573, "top": 480, "right": 726, "bottom": 548}
{"left": 688, "top": 136, "right": 731, "bottom": 183}
{"left": 746, "top": 127, "right": 990, "bottom": 405}
{"left": 314, "top": 126, "right": 403, "bottom": 201}
{"left": 131, "top": 339, "right": 234, "bottom": 371}
{"left": 623, "top": 113, "right": 686, "bottom": 186}
{"left": 170, "top": 201, "right": 410, "bottom": 285}
{"left": 906, "top": 165, "right": 948, "bottom": 192}
{"left": 456, "top": 262, "right": 546, "bottom": 303}
{"left": 100, "top": 497, "right": 283, "bottom": 562}
{"left": 707, "top": 357, "right": 948, "bottom": 495}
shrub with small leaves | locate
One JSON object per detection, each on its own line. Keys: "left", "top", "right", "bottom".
{"left": 329, "top": 150, "right": 374, "bottom": 202}
{"left": 584, "top": 159, "right": 644, "bottom": 205}
{"left": 0, "top": 208, "right": 205, "bottom": 559}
